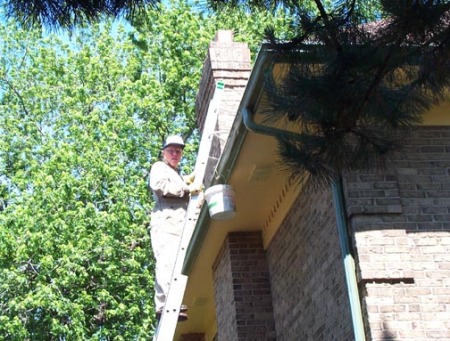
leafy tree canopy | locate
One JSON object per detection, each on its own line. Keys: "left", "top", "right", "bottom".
{"left": 0, "top": 19, "right": 156, "bottom": 340}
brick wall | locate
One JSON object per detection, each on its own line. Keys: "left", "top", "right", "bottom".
{"left": 344, "top": 126, "right": 450, "bottom": 340}
{"left": 195, "top": 30, "right": 251, "bottom": 187}
{"left": 265, "top": 126, "right": 450, "bottom": 340}
{"left": 212, "top": 232, "right": 276, "bottom": 341}
{"left": 267, "top": 186, "right": 354, "bottom": 340}
{"left": 212, "top": 235, "right": 237, "bottom": 341}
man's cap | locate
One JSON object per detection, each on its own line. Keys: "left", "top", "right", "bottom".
{"left": 163, "top": 135, "right": 185, "bottom": 149}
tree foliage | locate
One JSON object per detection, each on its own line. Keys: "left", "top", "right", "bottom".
{"left": 0, "top": 21, "right": 156, "bottom": 340}
{"left": 0, "top": 1, "right": 293, "bottom": 339}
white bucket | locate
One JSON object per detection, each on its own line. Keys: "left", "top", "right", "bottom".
{"left": 204, "top": 184, "right": 236, "bottom": 220}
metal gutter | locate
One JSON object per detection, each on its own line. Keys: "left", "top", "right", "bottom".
{"left": 240, "top": 47, "right": 366, "bottom": 341}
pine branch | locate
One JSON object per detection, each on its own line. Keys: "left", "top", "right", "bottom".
{"left": 262, "top": 1, "right": 450, "bottom": 186}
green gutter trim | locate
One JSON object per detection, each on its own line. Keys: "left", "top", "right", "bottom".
{"left": 181, "top": 120, "right": 247, "bottom": 275}
{"left": 242, "top": 54, "right": 367, "bottom": 341}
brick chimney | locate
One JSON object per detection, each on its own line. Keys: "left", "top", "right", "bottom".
{"left": 195, "top": 30, "right": 251, "bottom": 186}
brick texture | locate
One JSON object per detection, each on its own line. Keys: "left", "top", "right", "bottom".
{"left": 265, "top": 127, "right": 450, "bottom": 341}
{"left": 212, "top": 232, "right": 276, "bottom": 341}
{"left": 344, "top": 173, "right": 402, "bottom": 215}
{"left": 267, "top": 187, "right": 354, "bottom": 340}
{"left": 345, "top": 126, "right": 450, "bottom": 340}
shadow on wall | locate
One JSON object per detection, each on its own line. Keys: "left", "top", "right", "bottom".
{"left": 382, "top": 328, "right": 397, "bottom": 341}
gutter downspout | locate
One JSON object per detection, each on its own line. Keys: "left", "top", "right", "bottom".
{"left": 243, "top": 106, "right": 366, "bottom": 341}
{"left": 332, "top": 176, "right": 366, "bottom": 341}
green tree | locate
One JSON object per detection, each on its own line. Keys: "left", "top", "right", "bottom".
{"left": 0, "top": 21, "right": 157, "bottom": 340}
{"left": 210, "top": 4, "right": 297, "bottom": 55}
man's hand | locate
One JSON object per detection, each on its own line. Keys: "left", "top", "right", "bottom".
{"left": 184, "top": 172, "right": 195, "bottom": 185}
{"left": 188, "top": 183, "right": 204, "bottom": 195}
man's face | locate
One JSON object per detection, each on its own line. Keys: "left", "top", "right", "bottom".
{"left": 162, "top": 145, "right": 183, "bottom": 168}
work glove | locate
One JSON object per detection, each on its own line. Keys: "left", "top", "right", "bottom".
{"left": 184, "top": 172, "right": 196, "bottom": 185}
{"left": 188, "top": 183, "right": 204, "bottom": 195}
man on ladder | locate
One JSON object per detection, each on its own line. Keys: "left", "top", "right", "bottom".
{"left": 148, "top": 135, "right": 203, "bottom": 322}
{"left": 151, "top": 81, "right": 225, "bottom": 340}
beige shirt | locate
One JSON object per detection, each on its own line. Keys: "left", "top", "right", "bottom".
{"left": 149, "top": 160, "right": 189, "bottom": 235}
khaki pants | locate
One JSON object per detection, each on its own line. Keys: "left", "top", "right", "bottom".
{"left": 150, "top": 227, "right": 183, "bottom": 311}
